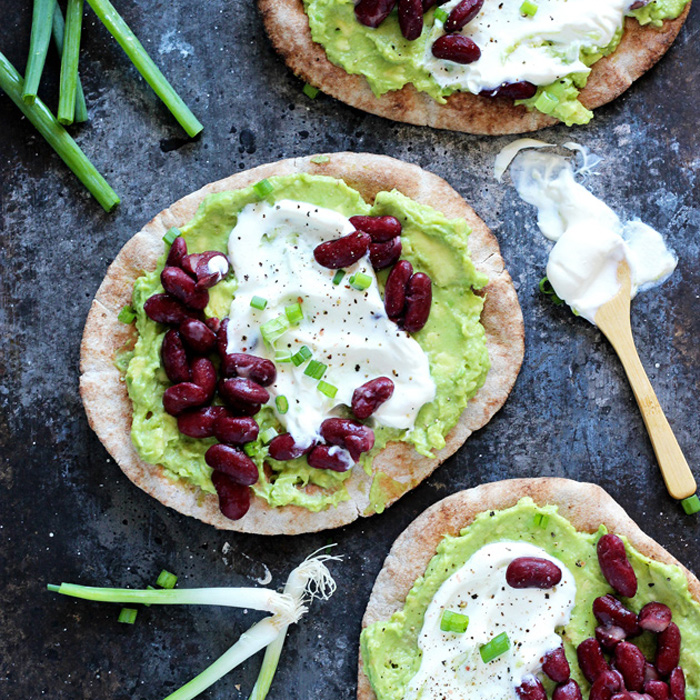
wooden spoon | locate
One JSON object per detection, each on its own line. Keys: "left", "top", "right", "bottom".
{"left": 595, "top": 260, "right": 696, "bottom": 500}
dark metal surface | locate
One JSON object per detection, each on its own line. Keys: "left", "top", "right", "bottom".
{"left": 1, "top": 2, "right": 698, "bottom": 699}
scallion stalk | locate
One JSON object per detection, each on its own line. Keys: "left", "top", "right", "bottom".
{"left": 0, "top": 51, "right": 119, "bottom": 211}
{"left": 23, "top": 0, "right": 57, "bottom": 103}
{"left": 57, "top": 0, "right": 84, "bottom": 125}
{"left": 52, "top": 2, "right": 88, "bottom": 123}
{"left": 85, "top": 0, "right": 203, "bottom": 137}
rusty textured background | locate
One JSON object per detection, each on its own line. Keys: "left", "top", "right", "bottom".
{"left": 0, "top": 2, "right": 698, "bottom": 699}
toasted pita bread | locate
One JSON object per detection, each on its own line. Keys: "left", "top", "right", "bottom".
{"left": 358, "top": 477, "right": 700, "bottom": 699}
{"left": 259, "top": 1, "right": 691, "bottom": 135}
{"left": 79, "top": 152, "right": 524, "bottom": 534}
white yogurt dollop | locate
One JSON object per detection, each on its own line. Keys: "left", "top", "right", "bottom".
{"left": 509, "top": 149, "right": 677, "bottom": 324}
{"left": 225, "top": 199, "right": 436, "bottom": 449}
{"left": 404, "top": 542, "right": 576, "bottom": 700}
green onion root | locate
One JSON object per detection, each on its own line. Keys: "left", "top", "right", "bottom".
{"left": 57, "top": 0, "right": 84, "bottom": 125}
{"left": 23, "top": 0, "right": 57, "bottom": 103}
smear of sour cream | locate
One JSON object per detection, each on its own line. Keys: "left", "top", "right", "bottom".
{"left": 404, "top": 542, "right": 576, "bottom": 700}
{"left": 505, "top": 145, "right": 677, "bottom": 324}
{"left": 225, "top": 200, "right": 436, "bottom": 449}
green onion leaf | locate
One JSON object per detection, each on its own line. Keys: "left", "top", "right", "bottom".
{"left": 260, "top": 427, "right": 278, "bottom": 445}
{"left": 46, "top": 583, "right": 61, "bottom": 592}
{"left": 480, "top": 632, "right": 511, "bottom": 663}
{"left": 163, "top": 227, "right": 181, "bottom": 246}
{"left": 244, "top": 441, "right": 260, "bottom": 457}
{"left": 681, "top": 495, "right": 700, "bottom": 515}
{"left": 118, "top": 607, "right": 138, "bottom": 624}
{"left": 23, "top": 0, "right": 57, "bottom": 104}
{"left": 520, "top": 0, "right": 538, "bottom": 16}
{"left": 57, "top": 0, "right": 84, "bottom": 126}
{"left": 310, "top": 155, "right": 330, "bottom": 164}
{"left": 317, "top": 381, "right": 337, "bottom": 399}
{"left": 434, "top": 7, "right": 448, "bottom": 23}
{"left": 349, "top": 272, "right": 372, "bottom": 291}
{"left": 332, "top": 269, "right": 346, "bottom": 286}
{"left": 291, "top": 345, "right": 312, "bottom": 367}
{"left": 275, "top": 395, "right": 289, "bottom": 414}
{"left": 260, "top": 315, "right": 290, "bottom": 346}
{"left": 440, "top": 610, "right": 469, "bottom": 634}
{"left": 118, "top": 305, "right": 136, "bottom": 324}
{"left": 142, "top": 584, "right": 156, "bottom": 607}
{"left": 253, "top": 179, "right": 274, "bottom": 198}
{"left": 156, "top": 570, "right": 178, "bottom": 590}
{"left": 284, "top": 302, "right": 303, "bottom": 325}
{"left": 51, "top": 3, "right": 88, "bottom": 122}
{"left": 302, "top": 83, "right": 319, "bottom": 99}
{"left": 304, "top": 360, "right": 327, "bottom": 381}
{"left": 250, "top": 296, "right": 268, "bottom": 311}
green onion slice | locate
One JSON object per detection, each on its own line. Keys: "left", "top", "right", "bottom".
{"left": 310, "top": 155, "right": 330, "bottom": 164}
{"left": 275, "top": 395, "right": 289, "bottom": 414}
{"left": 681, "top": 495, "right": 700, "bottom": 515}
{"left": 156, "top": 570, "right": 178, "bottom": 590}
{"left": 250, "top": 296, "right": 268, "bottom": 310}
{"left": 302, "top": 83, "right": 319, "bottom": 99}
{"left": 533, "top": 513, "right": 549, "bottom": 529}
{"left": 332, "top": 269, "right": 346, "bottom": 286}
{"left": 253, "top": 179, "right": 274, "bottom": 198}
{"left": 163, "top": 227, "right": 181, "bottom": 246}
{"left": 260, "top": 315, "right": 290, "bottom": 346}
{"left": 291, "top": 345, "right": 312, "bottom": 367}
{"left": 440, "top": 610, "right": 469, "bottom": 634}
{"left": 520, "top": 0, "right": 538, "bottom": 16}
{"left": 434, "top": 7, "right": 448, "bottom": 22}
{"left": 244, "top": 441, "right": 260, "bottom": 457}
{"left": 284, "top": 302, "right": 303, "bottom": 325}
{"left": 118, "top": 305, "right": 136, "bottom": 324}
{"left": 274, "top": 349, "right": 292, "bottom": 363}
{"left": 260, "top": 427, "right": 278, "bottom": 445}
{"left": 304, "top": 360, "right": 327, "bottom": 381}
{"left": 317, "top": 381, "right": 337, "bottom": 399}
{"left": 118, "top": 607, "right": 138, "bottom": 624}
{"left": 480, "top": 632, "right": 511, "bottom": 663}
{"left": 349, "top": 272, "right": 372, "bottom": 291}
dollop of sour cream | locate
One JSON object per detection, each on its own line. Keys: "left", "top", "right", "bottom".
{"left": 422, "top": 0, "right": 633, "bottom": 94}
{"left": 225, "top": 200, "right": 436, "bottom": 449}
{"left": 508, "top": 148, "right": 677, "bottom": 324}
{"left": 404, "top": 542, "right": 576, "bottom": 700}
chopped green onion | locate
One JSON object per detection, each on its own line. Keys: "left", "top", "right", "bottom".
{"left": 317, "top": 381, "right": 338, "bottom": 399}
{"left": 251, "top": 296, "right": 268, "bottom": 311}
{"left": 275, "top": 395, "right": 289, "bottom": 414}
{"left": 349, "top": 272, "right": 372, "bottom": 291}
{"left": 156, "top": 570, "right": 178, "bottom": 590}
{"left": 440, "top": 610, "right": 469, "bottom": 634}
{"left": 52, "top": 2, "right": 88, "bottom": 122}
{"left": 260, "top": 427, "right": 278, "bottom": 445}
{"left": 0, "top": 51, "right": 119, "bottom": 211}
{"left": 57, "top": 0, "right": 84, "bottom": 125}
{"left": 118, "top": 305, "right": 136, "bottom": 324}
{"left": 244, "top": 441, "right": 260, "bottom": 457}
{"left": 520, "top": 0, "right": 538, "bottom": 16}
{"left": 118, "top": 607, "right": 138, "bottom": 624}
{"left": 284, "top": 302, "right": 303, "bottom": 325}
{"left": 533, "top": 513, "right": 549, "bottom": 529}
{"left": 253, "top": 179, "right": 274, "bottom": 198}
{"left": 260, "top": 315, "right": 290, "bottom": 346}
{"left": 538, "top": 276, "right": 564, "bottom": 306}
{"left": 310, "top": 155, "right": 330, "bottom": 164}
{"left": 534, "top": 90, "right": 559, "bottom": 115}
{"left": 85, "top": 0, "right": 203, "bottom": 136}
{"left": 332, "top": 269, "right": 346, "bottom": 286}
{"left": 291, "top": 345, "right": 312, "bottom": 367}
{"left": 142, "top": 584, "right": 156, "bottom": 607}
{"left": 434, "top": 7, "right": 448, "bottom": 23}
{"left": 23, "top": 0, "right": 57, "bottom": 104}
{"left": 163, "top": 227, "right": 181, "bottom": 246}
{"left": 304, "top": 360, "right": 327, "bottom": 380}
{"left": 274, "top": 349, "right": 292, "bottom": 363}
{"left": 302, "top": 83, "right": 319, "bottom": 99}
{"left": 681, "top": 495, "right": 700, "bottom": 515}
{"left": 480, "top": 632, "right": 511, "bottom": 663}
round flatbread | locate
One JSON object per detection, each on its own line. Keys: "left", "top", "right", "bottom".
{"left": 358, "top": 477, "right": 700, "bottom": 699}
{"left": 259, "top": 1, "right": 691, "bottom": 135}
{"left": 79, "top": 152, "right": 524, "bottom": 534}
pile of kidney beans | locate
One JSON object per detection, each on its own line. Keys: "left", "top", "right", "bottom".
{"left": 507, "top": 534, "right": 686, "bottom": 700}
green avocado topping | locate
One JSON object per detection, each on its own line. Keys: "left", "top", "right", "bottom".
{"left": 122, "top": 173, "right": 490, "bottom": 513}
{"left": 360, "top": 498, "right": 700, "bottom": 700}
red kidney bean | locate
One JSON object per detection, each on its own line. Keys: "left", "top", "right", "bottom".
{"left": 422, "top": 0, "right": 448, "bottom": 8}
{"left": 577, "top": 638, "right": 610, "bottom": 684}
{"left": 645, "top": 664, "right": 661, "bottom": 684}
{"left": 553, "top": 680, "right": 583, "bottom": 700}
{"left": 594, "top": 595, "right": 640, "bottom": 636}
{"left": 191, "top": 357, "right": 217, "bottom": 401}
{"left": 597, "top": 625, "right": 627, "bottom": 650}
{"left": 645, "top": 681, "right": 670, "bottom": 700}
{"left": 542, "top": 647, "right": 570, "bottom": 683}
{"left": 211, "top": 471, "right": 251, "bottom": 521}
{"left": 320, "top": 418, "right": 375, "bottom": 461}
{"left": 206, "top": 316, "right": 221, "bottom": 334}
{"left": 403, "top": 272, "right": 432, "bottom": 332}
{"left": 268, "top": 434, "right": 311, "bottom": 461}
{"left": 166, "top": 236, "right": 187, "bottom": 268}
{"left": 184, "top": 251, "right": 230, "bottom": 290}
{"left": 638, "top": 603, "right": 672, "bottom": 634}
{"left": 314, "top": 231, "right": 371, "bottom": 269}
{"left": 205, "top": 444, "right": 258, "bottom": 486}
{"left": 597, "top": 534, "right": 638, "bottom": 598}
{"left": 656, "top": 623, "right": 681, "bottom": 676}
{"left": 398, "top": 0, "right": 423, "bottom": 40}
{"left": 590, "top": 670, "right": 624, "bottom": 700}
{"left": 432, "top": 34, "right": 481, "bottom": 64}
{"left": 354, "top": 0, "right": 396, "bottom": 28}
{"left": 163, "top": 382, "right": 209, "bottom": 416}
{"left": 218, "top": 377, "right": 269, "bottom": 410}
{"left": 481, "top": 81, "right": 538, "bottom": 100}
{"left": 516, "top": 676, "right": 547, "bottom": 700}
{"left": 177, "top": 406, "right": 230, "bottom": 438}
{"left": 611, "top": 694, "right": 633, "bottom": 700}
{"left": 629, "top": 695, "right": 654, "bottom": 700}
{"left": 161, "top": 329, "right": 190, "bottom": 383}
{"left": 505, "top": 557, "right": 562, "bottom": 589}
{"left": 221, "top": 352, "right": 277, "bottom": 386}
{"left": 161, "top": 266, "right": 209, "bottom": 310}
{"left": 144, "top": 293, "right": 194, "bottom": 325}
{"left": 629, "top": 0, "right": 650, "bottom": 8}
{"left": 444, "top": 0, "right": 483, "bottom": 32}
{"left": 615, "top": 641, "right": 647, "bottom": 691}
{"left": 179, "top": 318, "right": 217, "bottom": 355}
{"left": 384, "top": 260, "right": 413, "bottom": 320}
{"left": 307, "top": 445, "right": 353, "bottom": 472}
{"left": 369, "top": 237, "right": 402, "bottom": 270}
{"left": 213, "top": 415, "right": 259, "bottom": 446}
{"left": 349, "top": 215, "right": 402, "bottom": 243}
{"left": 352, "top": 377, "right": 395, "bottom": 420}
{"left": 217, "top": 317, "right": 230, "bottom": 355}
{"left": 668, "top": 668, "right": 685, "bottom": 700}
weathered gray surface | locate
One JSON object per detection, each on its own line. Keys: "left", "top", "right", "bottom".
{"left": 0, "top": 2, "right": 698, "bottom": 698}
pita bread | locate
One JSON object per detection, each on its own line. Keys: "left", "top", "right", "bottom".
{"left": 80, "top": 152, "right": 524, "bottom": 534}
{"left": 259, "top": 1, "right": 691, "bottom": 135}
{"left": 358, "top": 477, "right": 700, "bottom": 700}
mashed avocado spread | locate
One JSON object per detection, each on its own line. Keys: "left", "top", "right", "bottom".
{"left": 361, "top": 498, "right": 700, "bottom": 700}
{"left": 302, "top": 0, "right": 688, "bottom": 126}
{"left": 123, "top": 174, "right": 490, "bottom": 512}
